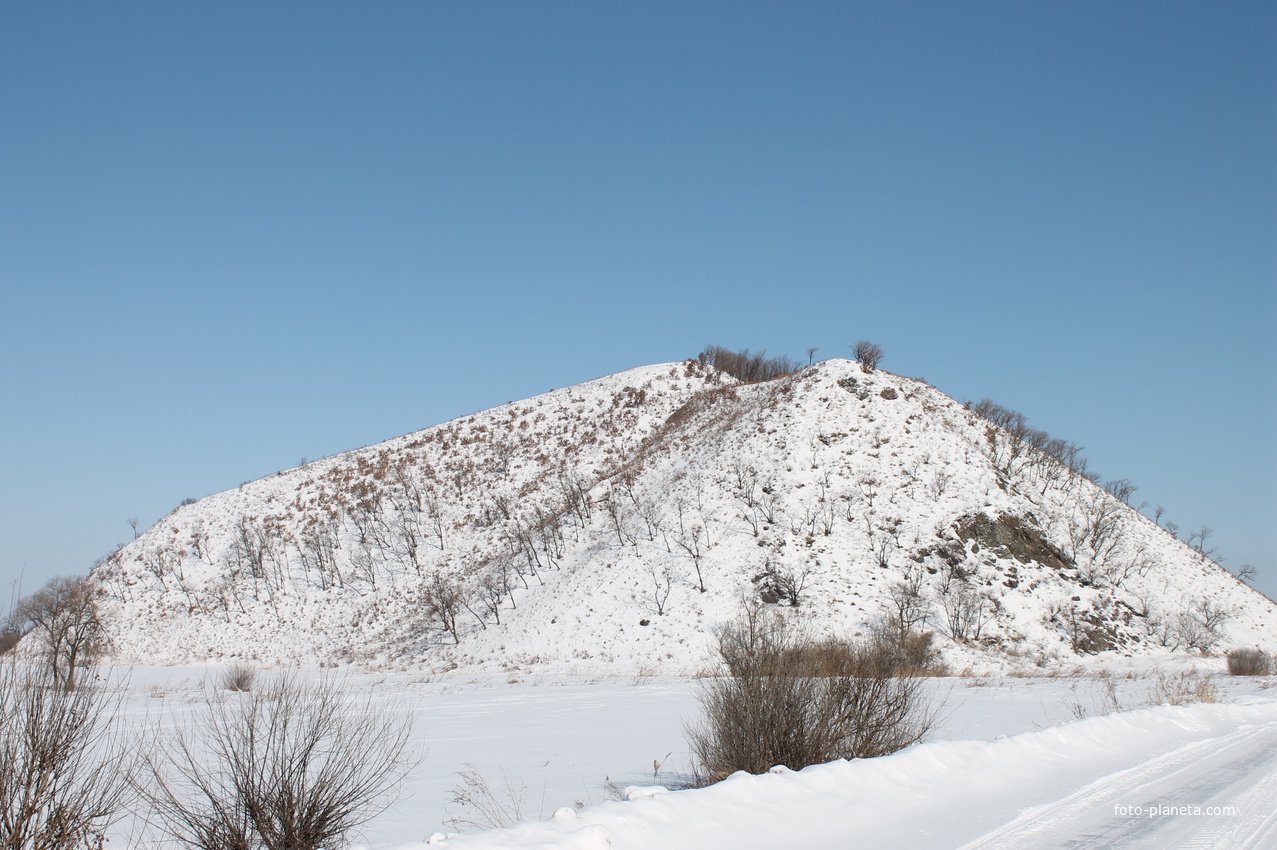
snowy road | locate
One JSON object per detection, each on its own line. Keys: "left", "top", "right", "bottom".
{"left": 429, "top": 700, "right": 1277, "bottom": 850}
{"left": 961, "top": 718, "right": 1277, "bottom": 850}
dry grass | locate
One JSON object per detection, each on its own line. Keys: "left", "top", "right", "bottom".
{"left": 1145, "top": 668, "right": 1219, "bottom": 706}
{"left": 445, "top": 763, "right": 530, "bottom": 831}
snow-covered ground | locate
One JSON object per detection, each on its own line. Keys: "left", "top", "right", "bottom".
{"left": 109, "top": 664, "right": 1277, "bottom": 849}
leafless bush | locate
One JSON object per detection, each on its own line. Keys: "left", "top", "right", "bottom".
{"left": 221, "top": 663, "right": 256, "bottom": 692}
{"left": 1143, "top": 606, "right": 1182, "bottom": 650}
{"left": 852, "top": 341, "right": 883, "bottom": 372}
{"left": 0, "top": 658, "right": 133, "bottom": 850}
{"left": 968, "top": 398, "right": 1090, "bottom": 491}
{"left": 686, "top": 607, "right": 942, "bottom": 782}
{"left": 138, "top": 674, "right": 419, "bottom": 850}
{"left": 1227, "top": 648, "right": 1271, "bottom": 676}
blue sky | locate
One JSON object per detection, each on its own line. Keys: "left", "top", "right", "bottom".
{"left": 2, "top": 1, "right": 1274, "bottom": 604}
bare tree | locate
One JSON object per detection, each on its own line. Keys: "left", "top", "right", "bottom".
{"left": 15, "top": 576, "right": 106, "bottom": 692}
{"left": 644, "top": 562, "right": 678, "bottom": 616}
{"left": 882, "top": 570, "right": 930, "bottom": 642}
{"left": 937, "top": 581, "right": 994, "bottom": 643}
{"left": 138, "top": 674, "right": 418, "bottom": 850}
{"left": 1187, "top": 526, "right": 1218, "bottom": 559}
{"left": 1103, "top": 478, "right": 1137, "bottom": 505}
{"left": 476, "top": 566, "right": 512, "bottom": 625}
{"left": 673, "top": 497, "right": 709, "bottom": 593}
{"left": 852, "top": 341, "right": 883, "bottom": 372}
{"left": 423, "top": 572, "right": 465, "bottom": 644}
{"left": 0, "top": 657, "right": 133, "bottom": 850}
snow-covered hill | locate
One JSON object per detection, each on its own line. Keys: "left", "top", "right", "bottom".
{"left": 90, "top": 358, "right": 1277, "bottom": 672}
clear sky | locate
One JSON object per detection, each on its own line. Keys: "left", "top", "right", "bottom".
{"left": 2, "top": 1, "right": 1274, "bottom": 605}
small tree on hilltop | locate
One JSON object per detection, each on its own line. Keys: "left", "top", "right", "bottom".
{"left": 853, "top": 341, "right": 883, "bottom": 372}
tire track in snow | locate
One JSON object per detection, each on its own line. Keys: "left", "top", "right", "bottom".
{"left": 958, "top": 720, "right": 1277, "bottom": 850}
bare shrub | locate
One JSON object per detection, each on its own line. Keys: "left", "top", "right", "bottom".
{"left": 852, "top": 341, "right": 883, "bottom": 371}
{"left": 139, "top": 674, "right": 419, "bottom": 850}
{"left": 221, "top": 662, "right": 256, "bottom": 692}
{"left": 686, "top": 607, "right": 942, "bottom": 782}
{"left": 1227, "top": 648, "right": 1271, "bottom": 676}
{"left": 1145, "top": 668, "right": 1219, "bottom": 706}
{"left": 0, "top": 658, "right": 133, "bottom": 849}
{"left": 697, "top": 346, "right": 797, "bottom": 383}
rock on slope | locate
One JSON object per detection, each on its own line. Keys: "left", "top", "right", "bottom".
{"left": 91, "top": 359, "right": 1277, "bottom": 672}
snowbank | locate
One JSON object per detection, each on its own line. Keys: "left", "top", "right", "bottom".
{"left": 409, "top": 700, "right": 1277, "bottom": 850}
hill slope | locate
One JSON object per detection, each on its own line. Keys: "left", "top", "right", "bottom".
{"left": 91, "top": 359, "right": 1277, "bottom": 672}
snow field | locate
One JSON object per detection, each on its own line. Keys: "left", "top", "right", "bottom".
{"left": 105, "top": 665, "right": 1277, "bottom": 849}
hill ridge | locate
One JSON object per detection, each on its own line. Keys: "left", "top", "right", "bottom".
{"left": 90, "top": 358, "right": 1277, "bottom": 673}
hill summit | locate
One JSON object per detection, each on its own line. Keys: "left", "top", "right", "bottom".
{"left": 91, "top": 357, "right": 1276, "bottom": 673}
